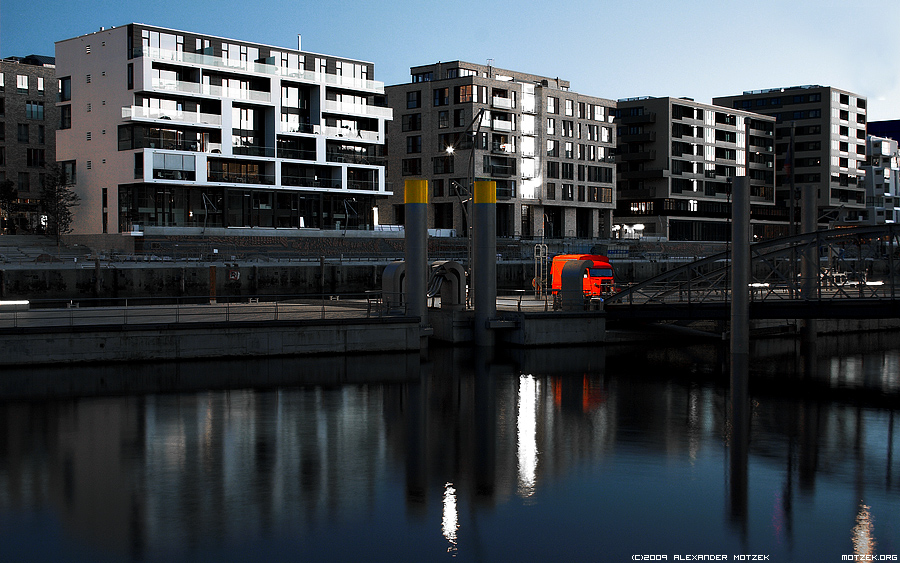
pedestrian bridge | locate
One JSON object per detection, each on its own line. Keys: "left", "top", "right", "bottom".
{"left": 603, "top": 225, "right": 900, "bottom": 322}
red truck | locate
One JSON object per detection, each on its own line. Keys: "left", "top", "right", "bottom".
{"left": 550, "top": 254, "right": 616, "bottom": 297}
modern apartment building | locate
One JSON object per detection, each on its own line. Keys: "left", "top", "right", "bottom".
{"left": 713, "top": 86, "right": 868, "bottom": 226}
{"left": 861, "top": 135, "right": 900, "bottom": 224}
{"left": 0, "top": 55, "right": 59, "bottom": 233}
{"left": 613, "top": 97, "right": 778, "bottom": 241}
{"left": 380, "top": 61, "right": 617, "bottom": 239}
{"left": 55, "top": 24, "right": 391, "bottom": 236}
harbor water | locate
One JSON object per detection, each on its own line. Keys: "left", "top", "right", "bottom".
{"left": 1, "top": 332, "right": 899, "bottom": 562}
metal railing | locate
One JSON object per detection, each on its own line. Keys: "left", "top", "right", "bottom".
{"left": 0, "top": 293, "right": 410, "bottom": 330}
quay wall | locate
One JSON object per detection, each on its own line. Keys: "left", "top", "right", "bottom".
{"left": 0, "top": 319, "right": 421, "bottom": 366}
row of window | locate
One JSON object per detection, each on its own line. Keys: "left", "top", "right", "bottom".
{"left": 0, "top": 73, "right": 46, "bottom": 95}
{"left": 0, "top": 123, "right": 47, "bottom": 144}
{"left": 545, "top": 183, "right": 613, "bottom": 203}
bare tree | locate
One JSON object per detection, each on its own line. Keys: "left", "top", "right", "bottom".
{"left": 40, "top": 164, "right": 80, "bottom": 245}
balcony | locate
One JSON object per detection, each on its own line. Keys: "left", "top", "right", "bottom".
{"left": 619, "top": 131, "right": 656, "bottom": 143}
{"left": 278, "top": 147, "right": 317, "bottom": 161}
{"left": 491, "top": 142, "right": 515, "bottom": 154}
{"left": 618, "top": 112, "right": 656, "bottom": 125}
{"left": 326, "top": 151, "right": 385, "bottom": 166}
{"left": 280, "top": 122, "right": 319, "bottom": 135}
{"left": 492, "top": 96, "right": 514, "bottom": 110}
{"left": 122, "top": 106, "right": 222, "bottom": 126}
{"left": 208, "top": 171, "right": 275, "bottom": 185}
{"left": 323, "top": 100, "right": 393, "bottom": 119}
{"left": 324, "top": 127, "right": 380, "bottom": 142}
{"left": 487, "top": 164, "right": 515, "bottom": 177}
{"left": 281, "top": 175, "right": 342, "bottom": 189}
{"left": 617, "top": 150, "right": 656, "bottom": 162}
{"left": 492, "top": 119, "right": 514, "bottom": 132}
{"left": 232, "top": 145, "right": 276, "bottom": 158}
{"left": 150, "top": 79, "right": 271, "bottom": 103}
{"left": 137, "top": 47, "right": 385, "bottom": 93}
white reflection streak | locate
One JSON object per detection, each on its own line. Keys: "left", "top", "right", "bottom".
{"left": 853, "top": 502, "right": 875, "bottom": 556}
{"left": 517, "top": 374, "right": 539, "bottom": 498}
{"left": 442, "top": 483, "right": 459, "bottom": 555}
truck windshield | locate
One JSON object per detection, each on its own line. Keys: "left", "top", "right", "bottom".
{"left": 589, "top": 268, "right": 613, "bottom": 278}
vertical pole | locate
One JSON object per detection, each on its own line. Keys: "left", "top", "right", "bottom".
{"left": 789, "top": 122, "right": 797, "bottom": 298}
{"left": 405, "top": 179, "right": 428, "bottom": 327}
{"left": 801, "top": 182, "right": 817, "bottom": 299}
{"left": 474, "top": 180, "right": 497, "bottom": 347}
{"left": 209, "top": 265, "right": 217, "bottom": 304}
{"left": 731, "top": 176, "right": 750, "bottom": 357}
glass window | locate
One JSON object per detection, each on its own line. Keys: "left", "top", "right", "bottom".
{"left": 16, "top": 75, "right": 27, "bottom": 92}
{"left": 547, "top": 97, "right": 557, "bottom": 114}
{"left": 406, "top": 91, "right": 421, "bottom": 109}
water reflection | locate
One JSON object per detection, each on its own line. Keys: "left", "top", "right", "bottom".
{"left": 1, "top": 334, "right": 900, "bottom": 561}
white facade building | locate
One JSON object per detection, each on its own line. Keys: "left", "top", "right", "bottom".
{"left": 862, "top": 135, "right": 900, "bottom": 224}
{"left": 55, "top": 24, "right": 391, "bottom": 235}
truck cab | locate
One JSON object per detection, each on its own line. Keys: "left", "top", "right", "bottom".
{"left": 550, "top": 254, "right": 615, "bottom": 297}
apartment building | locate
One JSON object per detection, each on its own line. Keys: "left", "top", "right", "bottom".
{"left": 55, "top": 24, "right": 391, "bottom": 236}
{"left": 713, "top": 86, "right": 868, "bottom": 226}
{"left": 380, "top": 61, "right": 617, "bottom": 239}
{"left": 861, "top": 135, "right": 900, "bottom": 224}
{"left": 613, "top": 97, "right": 778, "bottom": 241}
{"left": 0, "top": 55, "right": 59, "bottom": 233}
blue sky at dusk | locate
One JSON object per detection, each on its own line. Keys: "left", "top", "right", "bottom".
{"left": 2, "top": 0, "right": 899, "bottom": 119}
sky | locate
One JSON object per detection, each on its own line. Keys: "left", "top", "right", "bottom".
{"left": 3, "top": 0, "right": 900, "bottom": 120}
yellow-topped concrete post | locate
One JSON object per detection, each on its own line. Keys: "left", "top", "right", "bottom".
{"left": 473, "top": 180, "right": 497, "bottom": 347}
{"left": 405, "top": 179, "right": 428, "bottom": 326}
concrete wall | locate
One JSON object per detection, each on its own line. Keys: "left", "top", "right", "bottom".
{"left": 0, "top": 319, "right": 421, "bottom": 365}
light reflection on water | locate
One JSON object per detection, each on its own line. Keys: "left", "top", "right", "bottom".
{"left": 0, "top": 334, "right": 900, "bottom": 561}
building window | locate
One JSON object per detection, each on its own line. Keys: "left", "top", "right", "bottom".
{"left": 402, "top": 113, "right": 421, "bottom": 132}
{"left": 438, "top": 110, "right": 449, "bottom": 129}
{"left": 547, "top": 139, "right": 559, "bottom": 157}
{"left": 25, "top": 102, "right": 44, "bottom": 120}
{"left": 456, "top": 85, "right": 473, "bottom": 104}
{"left": 127, "top": 64, "right": 134, "bottom": 90}
{"left": 86, "top": 131, "right": 92, "bottom": 141}
{"left": 547, "top": 118, "right": 555, "bottom": 135}
{"left": 565, "top": 99, "right": 574, "bottom": 116}
{"left": 17, "top": 172, "right": 29, "bottom": 192}
{"left": 401, "top": 158, "right": 422, "bottom": 176}
{"left": 26, "top": 149, "right": 45, "bottom": 167}
{"left": 61, "top": 161, "right": 76, "bottom": 184}
{"left": 547, "top": 97, "right": 558, "bottom": 114}
{"left": 406, "top": 91, "right": 421, "bottom": 109}
{"left": 433, "top": 156, "right": 454, "bottom": 175}
{"left": 59, "top": 76, "right": 71, "bottom": 101}
{"left": 16, "top": 75, "right": 27, "bottom": 93}
{"left": 86, "top": 74, "right": 92, "bottom": 84}
{"left": 454, "top": 109, "right": 465, "bottom": 128}
{"left": 546, "top": 161, "right": 559, "bottom": 179}
{"left": 562, "top": 184, "right": 574, "bottom": 201}
{"left": 433, "top": 87, "right": 449, "bottom": 106}
{"left": 17, "top": 123, "right": 28, "bottom": 143}
{"left": 546, "top": 182, "right": 556, "bottom": 200}
{"left": 60, "top": 106, "right": 72, "bottom": 129}
{"left": 37, "top": 77, "right": 44, "bottom": 94}
{"left": 406, "top": 135, "right": 421, "bottom": 154}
